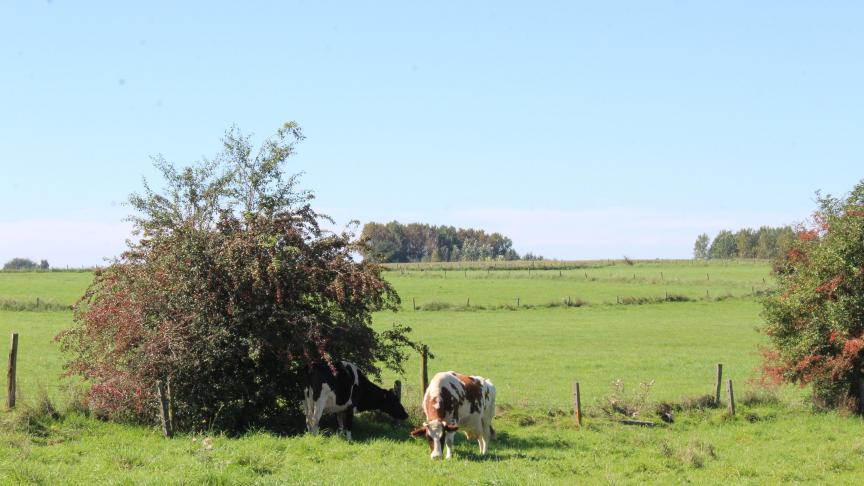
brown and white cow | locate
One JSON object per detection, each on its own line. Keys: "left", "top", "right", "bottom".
{"left": 410, "top": 371, "right": 496, "bottom": 459}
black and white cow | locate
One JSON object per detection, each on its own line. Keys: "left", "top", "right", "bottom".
{"left": 304, "top": 361, "right": 408, "bottom": 440}
{"left": 410, "top": 371, "right": 496, "bottom": 459}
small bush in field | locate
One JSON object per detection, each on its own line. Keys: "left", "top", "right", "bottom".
{"left": 58, "top": 123, "right": 415, "bottom": 433}
{"left": 598, "top": 379, "right": 655, "bottom": 419}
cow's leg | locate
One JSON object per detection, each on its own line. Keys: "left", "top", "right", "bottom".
{"left": 304, "top": 388, "right": 318, "bottom": 434}
{"left": 479, "top": 421, "right": 489, "bottom": 455}
{"left": 336, "top": 411, "right": 346, "bottom": 436}
{"left": 444, "top": 431, "right": 455, "bottom": 459}
{"left": 309, "top": 396, "right": 327, "bottom": 436}
{"left": 343, "top": 408, "right": 354, "bottom": 441}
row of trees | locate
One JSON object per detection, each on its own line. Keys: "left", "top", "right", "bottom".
{"left": 3, "top": 258, "right": 49, "bottom": 270}
{"left": 693, "top": 226, "right": 795, "bottom": 260}
{"left": 359, "top": 221, "right": 520, "bottom": 263}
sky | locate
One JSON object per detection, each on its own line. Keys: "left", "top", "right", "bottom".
{"left": 1, "top": 1, "right": 862, "bottom": 266}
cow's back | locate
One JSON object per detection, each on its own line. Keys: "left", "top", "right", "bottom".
{"left": 424, "top": 371, "right": 493, "bottom": 432}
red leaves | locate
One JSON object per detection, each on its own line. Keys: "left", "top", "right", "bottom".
{"left": 842, "top": 338, "right": 864, "bottom": 358}
{"left": 815, "top": 275, "right": 844, "bottom": 299}
{"left": 799, "top": 229, "right": 818, "bottom": 242}
{"left": 786, "top": 248, "right": 805, "bottom": 263}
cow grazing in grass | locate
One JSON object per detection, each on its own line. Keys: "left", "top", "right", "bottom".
{"left": 411, "top": 371, "right": 496, "bottom": 459}
{"left": 304, "top": 361, "right": 408, "bottom": 440}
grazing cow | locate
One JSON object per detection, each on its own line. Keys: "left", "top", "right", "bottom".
{"left": 304, "top": 361, "right": 408, "bottom": 440}
{"left": 410, "top": 371, "right": 496, "bottom": 459}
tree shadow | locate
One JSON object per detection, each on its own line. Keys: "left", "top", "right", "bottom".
{"left": 294, "top": 412, "right": 574, "bottom": 463}
{"left": 449, "top": 430, "right": 570, "bottom": 461}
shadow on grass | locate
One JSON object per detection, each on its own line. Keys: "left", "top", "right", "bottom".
{"left": 281, "top": 411, "right": 571, "bottom": 462}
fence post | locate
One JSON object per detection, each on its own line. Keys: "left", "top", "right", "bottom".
{"left": 420, "top": 345, "right": 429, "bottom": 401}
{"left": 166, "top": 377, "right": 175, "bottom": 433}
{"left": 714, "top": 363, "right": 723, "bottom": 405}
{"left": 394, "top": 380, "right": 402, "bottom": 402}
{"left": 6, "top": 333, "right": 18, "bottom": 409}
{"left": 573, "top": 382, "right": 582, "bottom": 427}
{"left": 516, "top": 297, "right": 520, "bottom": 308}
{"left": 726, "top": 379, "right": 736, "bottom": 416}
{"left": 156, "top": 380, "right": 173, "bottom": 438}
{"left": 412, "top": 297, "right": 416, "bottom": 311}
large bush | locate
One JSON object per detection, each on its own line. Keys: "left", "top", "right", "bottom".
{"left": 58, "top": 123, "right": 414, "bottom": 432}
{"left": 762, "top": 180, "right": 864, "bottom": 412}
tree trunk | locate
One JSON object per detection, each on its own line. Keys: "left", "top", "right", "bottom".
{"left": 858, "top": 369, "right": 864, "bottom": 415}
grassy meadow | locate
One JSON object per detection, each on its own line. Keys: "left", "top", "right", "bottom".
{"left": 1, "top": 261, "right": 864, "bottom": 484}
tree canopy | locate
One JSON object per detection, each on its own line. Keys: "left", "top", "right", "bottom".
{"left": 59, "top": 123, "right": 414, "bottom": 432}
{"left": 2, "top": 258, "right": 44, "bottom": 270}
{"left": 762, "top": 180, "right": 864, "bottom": 412}
{"left": 359, "top": 221, "right": 519, "bottom": 263}
{"left": 694, "top": 226, "right": 794, "bottom": 260}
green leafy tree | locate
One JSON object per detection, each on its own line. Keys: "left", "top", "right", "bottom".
{"left": 693, "top": 233, "right": 710, "bottom": 259}
{"left": 709, "top": 230, "right": 738, "bottom": 259}
{"left": 359, "top": 221, "right": 520, "bottom": 262}
{"left": 59, "top": 123, "right": 414, "bottom": 432}
{"left": 735, "top": 228, "right": 757, "bottom": 258}
{"left": 2, "top": 258, "right": 38, "bottom": 270}
{"left": 762, "top": 180, "right": 864, "bottom": 412}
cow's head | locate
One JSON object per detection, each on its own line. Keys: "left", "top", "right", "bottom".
{"left": 379, "top": 387, "right": 409, "bottom": 421}
{"left": 410, "top": 419, "right": 459, "bottom": 459}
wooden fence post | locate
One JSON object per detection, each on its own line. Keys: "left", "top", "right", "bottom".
{"left": 156, "top": 380, "right": 173, "bottom": 438}
{"left": 573, "top": 382, "right": 582, "bottom": 427}
{"left": 516, "top": 297, "right": 520, "bottom": 308}
{"left": 420, "top": 346, "right": 429, "bottom": 401}
{"left": 726, "top": 379, "right": 736, "bottom": 416}
{"left": 412, "top": 298, "right": 416, "bottom": 311}
{"left": 6, "top": 333, "right": 18, "bottom": 409}
{"left": 394, "top": 380, "right": 402, "bottom": 402}
{"left": 714, "top": 363, "right": 723, "bottom": 405}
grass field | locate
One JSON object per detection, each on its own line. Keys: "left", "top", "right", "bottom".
{"left": 1, "top": 262, "right": 863, "bottom": 484}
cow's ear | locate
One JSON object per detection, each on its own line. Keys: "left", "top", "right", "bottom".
{"left": 444, "top": 423, "right": 459, "bottom": 432}
{"left": 410, "top": 427, "right": 427, "bottom": 438}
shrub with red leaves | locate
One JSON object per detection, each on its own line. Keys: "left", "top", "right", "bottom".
{"left": 58, "top": 124, "right": 415, "bottom": 432}
{"left": 762, "top": 180, "right": 864, "bottom": 412}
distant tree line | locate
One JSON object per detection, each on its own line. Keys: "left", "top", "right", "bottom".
{"left": 2, "top": 258, "right": 49, "bottom": 270}
{"left": 359, "top": 221, "right": 522, "bottom": 263}
{"left": 693, "top": 226, "right": 795, "bottom": 260}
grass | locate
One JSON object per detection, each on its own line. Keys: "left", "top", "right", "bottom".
{"left": 0, "top": 271, "right": 93, "bottom": 306}
{"left": 1, "top": 262, "right": 864, "bottom": 484}
{"left": 387, "top": 260, "right": 772, "bottom": 310}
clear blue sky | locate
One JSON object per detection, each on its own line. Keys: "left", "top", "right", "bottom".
{"left": 2, "top": 1, "right": 862, "bottom": 266}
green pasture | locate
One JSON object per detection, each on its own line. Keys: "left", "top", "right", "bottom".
{"left": 1, "top": 263, "right": 863, "bottom": 484}
{"left": 387, "top": 260, "right": 772, "bottom": 310}
{"left": 0, "top": 272, "right": 92, "bottom": 307}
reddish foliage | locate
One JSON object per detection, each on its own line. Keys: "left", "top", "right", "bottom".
{"left": 815, "top": 275, "right": 844, "bottom": 299}
{"left": 799, "top": 229, "right": 818, "bottom": 242}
